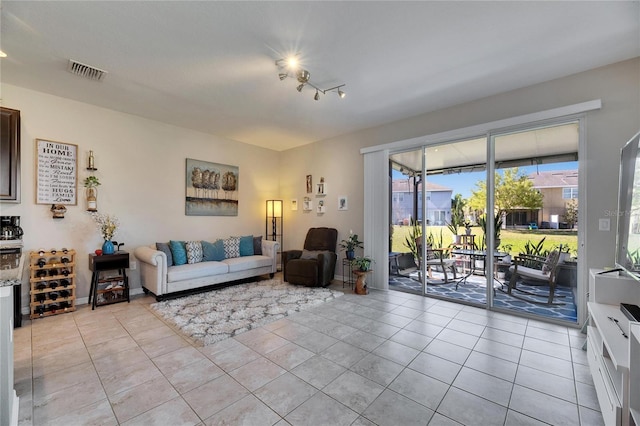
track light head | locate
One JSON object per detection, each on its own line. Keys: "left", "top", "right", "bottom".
{"left": 296, "top": 84, "right": 304, "bottom": 92}
{"left": 278, "top": 73, "right": 288, "bottom": 81}
{"left": 314, "top": 90, "right": 320, "bottom": 101}
{"left": 338, "top": 89, "right": 345, "bottom": 99}
{"left": 296, "top": 69, "right": 310, "bottom": 83}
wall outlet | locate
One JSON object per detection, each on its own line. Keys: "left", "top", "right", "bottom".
{"left": 130, "top": 261, "right": 137, "bottom": 270}
{"left": 599, "top": 218, "right": 610, "bottom": 231}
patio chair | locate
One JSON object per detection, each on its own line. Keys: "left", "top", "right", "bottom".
{"left": 416, "top": 236, "right": 457, "bottom": 283}
{"left": 507, "top": 247, "right": 566, "bottom": 305}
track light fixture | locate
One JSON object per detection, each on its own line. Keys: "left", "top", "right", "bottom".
{"left": 275, "top": 56, "right": 346, "bottom": 101}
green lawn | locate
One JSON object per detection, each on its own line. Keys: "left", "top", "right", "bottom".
{"left": 391, "top": 225, "right": 578, "bottom": 257}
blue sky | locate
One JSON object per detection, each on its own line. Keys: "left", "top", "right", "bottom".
{"left": 393, "top": 161, "right": 578, "bottom": 199}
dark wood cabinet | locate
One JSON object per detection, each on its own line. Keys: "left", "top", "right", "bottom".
{"left": 0, "top": 107, "right": 20, "bottom": 202}
{"left": 89, "top": 252, "right": 130, "bottom": 309}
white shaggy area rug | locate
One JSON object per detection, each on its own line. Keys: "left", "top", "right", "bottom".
{"left": 150, "top": 279, "right": 343, "bottom": 346}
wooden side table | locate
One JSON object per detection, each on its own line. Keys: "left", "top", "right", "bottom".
{"left": 88, "top": 252, "right": 129, "bottom": 310}
{"left": 353, "top": 270, "right": 371, "bottom": 295}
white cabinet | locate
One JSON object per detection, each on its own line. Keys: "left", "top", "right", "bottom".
{"left": 0, "top": 286, "right": 19, "bottom": 426}
{"left": 630, "top": 323, "right": 640, "bottom": 425}
{"left": 588, "top": 269, "right": 640, "bottom": 426}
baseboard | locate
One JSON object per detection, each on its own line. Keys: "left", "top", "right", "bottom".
{"left": 22, "top": 287, "right": 145, "bottom": 314}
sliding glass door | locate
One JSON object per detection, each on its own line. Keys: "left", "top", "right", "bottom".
{"left": 388, "top": 121, "right": 580, "bottom": 324}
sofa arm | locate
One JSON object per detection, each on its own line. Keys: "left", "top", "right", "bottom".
{"left": 261, "top": 239, "right": 280, "bottom": 272}
{"left": 133, "top": 246, "right": 167, "bottom": 296}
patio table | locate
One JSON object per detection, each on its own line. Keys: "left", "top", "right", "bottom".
{"left": 450, "top": 249, "right": 509, "bottom": 290}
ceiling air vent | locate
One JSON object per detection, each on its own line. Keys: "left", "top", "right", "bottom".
{"left": 66, "top": 59, "right": 108, "bottom": 82}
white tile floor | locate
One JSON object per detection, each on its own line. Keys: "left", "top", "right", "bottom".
{"left": 13, "top": 278, "right": 604, "bottom": 425}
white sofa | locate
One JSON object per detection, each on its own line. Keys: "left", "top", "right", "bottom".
{"left": 134, "top": 239, "right": 279, "bottom": 300}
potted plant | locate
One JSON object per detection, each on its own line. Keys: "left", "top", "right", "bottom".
{"left": 353, "top": 256, "right": 374, "bottom": 271}
{"left": 340, "top": 231, "right": 363, "bottom": 259}
{"left": 463, "top": 220, "right": 473, "bottom": 235}
{"left": 478, "top": 212, "right": 503, "bottom": 250}
{"left": 83, "top": 176, "right": 101, "bottom": 212}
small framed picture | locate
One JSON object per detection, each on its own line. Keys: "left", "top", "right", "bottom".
{"left": 306, "top": 175, "right": 312, "bottom": 193}
{"left": 291, "top": 199, "right": 298, "bottom": 211}
{"left": 338, "top": 196, "right": 348, "bottom": 211}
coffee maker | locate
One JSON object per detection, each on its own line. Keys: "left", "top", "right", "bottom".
{"left": 0, "top": 216, "right": 23, "bottom": 240}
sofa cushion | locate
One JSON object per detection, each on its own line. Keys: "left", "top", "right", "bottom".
{"left": 156, "top": 242, "right": 174, "bottom": 267}
{"left": 253, "top": 236, "right": 263, "bottom": 255}
{"left": 223, "top": 255, "right": 272, "bottom": 273}
{"left": 167, "top": 261, "right": 229, "bottom": 283}
{"left": 223, "top": 236, "right": 241, "bottom": 258}
{"left": 239, "top": 235, "right": 254, "bottom": 256}
{"left": 169, "top": 240, "right": 187, "bottom": 265}
{"left": 202, "top": 240, "right": 225, "bottom": 261}
{"left": 185, "top": 241, "right": 203, "bottom": 264}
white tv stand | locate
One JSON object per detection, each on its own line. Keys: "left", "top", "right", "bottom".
{"left": 587, "top": 269, "right": 640, "bottom": 426}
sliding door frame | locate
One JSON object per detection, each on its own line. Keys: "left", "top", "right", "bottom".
{"left": 365, "top": 100, "right": 599, "bottom": 325}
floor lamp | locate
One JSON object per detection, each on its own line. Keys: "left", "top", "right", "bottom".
{"left": 265, "top": 200, "right": 283, "bottom": 270}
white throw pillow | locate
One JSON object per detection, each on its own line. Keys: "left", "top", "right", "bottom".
{"left": 185, "top": 241, "right": 203, "bottom": 264}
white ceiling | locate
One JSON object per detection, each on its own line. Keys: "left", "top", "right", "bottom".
{"left": 1, "top": 1, "right": 638, "bottom": 151}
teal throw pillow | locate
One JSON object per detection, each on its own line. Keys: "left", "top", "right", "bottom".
{"left": 202, "top": 240, "right": 225, "bottom": 261}
{"left": 169, "top": 240, "right": 187, "bottom": 265}
{"left": 239, "top": 235, "right": 254, "bottom": 256}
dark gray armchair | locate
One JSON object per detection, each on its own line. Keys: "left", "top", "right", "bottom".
{"left": 282, "top": 227, "right": 338, "bottom": 287}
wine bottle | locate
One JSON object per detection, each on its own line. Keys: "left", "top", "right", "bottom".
{"left": 35, "top": 293, "right": 46, "bottom": 303}
{"left": 61, "top": 256, "right": 70, "bottom": 264}
{"left": 36, "top": 269, "right": 47, "bottom": 278}
{"left": 49, "top": 280, "right": 59, "bottom": 289}
{"left": 49, "top": 268, "right": 59, "bottom": 277}
{"left": 49, "top": 292, "right": 59, "bottom": 300}
{"left": 61, "top": 268, "right": 70, "bottom": 276}
{"left": 35, "top": 305, "right": 45, "bottom": 317}
{"left": 59, "top": 289, "right": 70, "bottom": 298}
{"left": 37, "top": 258, "right": 46, "bottom": 267}
{"left": 60, "top": 278, "right": 70, "bottom": 287}
{"left": 36, "top": 282, "right": 47, "bottom": 290}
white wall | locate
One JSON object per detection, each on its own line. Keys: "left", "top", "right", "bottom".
{"left": 0, "top": 84, "right": 280, "bottom": 308}
{"left": 3, "top": 57, "right": 639, "bottom": 314}
{"left": 281, "top": 58, "right": 640, "bottom": 294}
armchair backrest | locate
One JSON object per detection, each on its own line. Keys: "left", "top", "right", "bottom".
{"left": 303, "top": 227, "right": 338, "bottom": 252}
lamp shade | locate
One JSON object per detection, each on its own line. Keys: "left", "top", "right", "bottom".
{"left": 266, "top": 200, "right": 282, "bottom": 218}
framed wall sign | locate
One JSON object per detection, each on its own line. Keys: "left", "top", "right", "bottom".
{"left": 35, "top": 139, "right": 78, "bottom": 205}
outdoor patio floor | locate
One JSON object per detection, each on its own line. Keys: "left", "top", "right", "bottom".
{"left": 388, "top": 272, "right": 577, "bottom": 323}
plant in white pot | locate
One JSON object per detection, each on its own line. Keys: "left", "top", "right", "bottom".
{"left": 83, "top": 176, "right": 101, "bottom": 212}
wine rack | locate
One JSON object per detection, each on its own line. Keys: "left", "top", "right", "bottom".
{"left": 29, "top": 248, "right": 76, "bottom": 319}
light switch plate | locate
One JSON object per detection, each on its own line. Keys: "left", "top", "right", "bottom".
{"left": 599, "top": 218, "right": 610, "bottom": 231}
